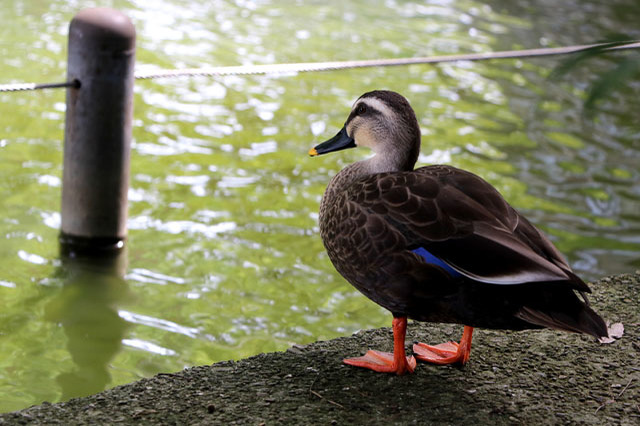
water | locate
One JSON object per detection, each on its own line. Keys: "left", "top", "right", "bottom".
{"left": 1, "top": 0, "right": 639, "bottom": 413}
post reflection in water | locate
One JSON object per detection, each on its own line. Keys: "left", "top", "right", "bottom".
{"left": 45, "top": 246, "right": 131, "bottom": 400}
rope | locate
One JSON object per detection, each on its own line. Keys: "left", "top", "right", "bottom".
{"left": 133, "top": 41, "right": 640, "bottom": 80}
{"left": 0, "top": 80, "right": 79, "bottom": 93}
{"left": 2, "top": 41, "right": 639, "bottom": 93}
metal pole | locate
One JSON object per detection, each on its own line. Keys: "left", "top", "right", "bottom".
{"left": 60, "top": 8, "right": 135, "bottom": 255}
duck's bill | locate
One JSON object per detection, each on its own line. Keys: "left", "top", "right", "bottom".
{"left": 309, "top": 127, "right": 355, "bottom": 156}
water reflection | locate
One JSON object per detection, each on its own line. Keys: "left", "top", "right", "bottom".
{"left": 45, "top": 249, "right": 130, "bottom": 400}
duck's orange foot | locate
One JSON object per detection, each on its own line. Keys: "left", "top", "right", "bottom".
{"left": 344, "top": 350, "right": 416, "bottom": 375}
{"left": 413, "top": 325, "right": 474, "bottom": 366}
{"left": 413, "top": 341, "right": 468, "bottom": 365}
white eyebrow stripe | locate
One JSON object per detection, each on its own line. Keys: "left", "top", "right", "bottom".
{"left": 353, "top": 97, "right": 395, "bottom": 119}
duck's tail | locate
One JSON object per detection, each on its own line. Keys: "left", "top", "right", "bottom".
{"left": 515, "top": 292, "right": 609, "bottom": 340}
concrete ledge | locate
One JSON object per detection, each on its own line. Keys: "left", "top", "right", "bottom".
{"left": 1, "top": 273, "right": 638, "bottom": 425}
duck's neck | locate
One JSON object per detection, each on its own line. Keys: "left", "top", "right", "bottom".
{"left": 367, "top": 147, "right": 416, "bottom": 174}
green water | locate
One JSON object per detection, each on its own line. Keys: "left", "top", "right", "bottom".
{"left": 1, "top": 0, "right": 639, "bottom": 413}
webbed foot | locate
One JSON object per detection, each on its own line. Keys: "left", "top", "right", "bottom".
{"left": 413, "top": 326, "right": 474, "bottom": 366}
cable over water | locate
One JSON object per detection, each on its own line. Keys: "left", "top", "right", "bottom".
{"left": 0, "top": 80, "right": 80, "bottom": 93}
{"left": 1, "top": 41, "right": 639, "bottom": 92}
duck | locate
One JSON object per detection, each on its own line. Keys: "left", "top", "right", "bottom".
{"left": 309, "top": 90, "right": 608, "bottom": 375}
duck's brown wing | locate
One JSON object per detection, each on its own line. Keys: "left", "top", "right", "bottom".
{"left": 346, "top": 164, "right": 589, "bottom": 292}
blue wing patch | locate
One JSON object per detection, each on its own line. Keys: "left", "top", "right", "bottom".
{"left": 412, "top": 247, "right": 462, "bottom": 278}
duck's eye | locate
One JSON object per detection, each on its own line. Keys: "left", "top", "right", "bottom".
{"left": 355, "top": 104, "right": 367, "bottom": 115}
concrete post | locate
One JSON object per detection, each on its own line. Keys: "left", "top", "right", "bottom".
{"left": 60, "top": 8, "right": 135, "bottom": 254}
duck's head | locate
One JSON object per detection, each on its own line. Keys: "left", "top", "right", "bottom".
{"left": 309, "top": 90, "right": 421, "bottom": 171}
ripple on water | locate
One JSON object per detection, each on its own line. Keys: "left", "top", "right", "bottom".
{"left": 126, "top": 268, "right": 186, "bottom": 285}
{"left": 118, "top": 310, "right": 200, "bottom": 338}
{"left": 17, "top": 250, "right": 48, "bottom": 265}
{"left": 122, "top": 338, "right": 177, "bottom": 356}
{"left": 128, "top": 216, "right": 237, "bottom": 238}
